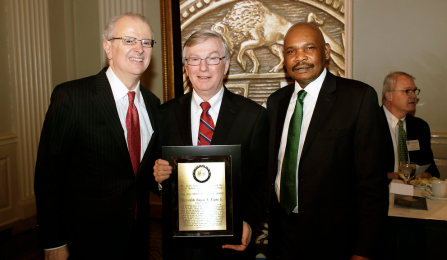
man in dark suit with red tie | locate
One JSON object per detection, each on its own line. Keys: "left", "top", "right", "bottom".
{"left": 34, "top": 13, "right": 159, "bottom": 260}
{"left": 266, "top": 23, "right": 389, "bottom": 260}
{"left": 152, "top": 29, "right": 268, "bottom": 260}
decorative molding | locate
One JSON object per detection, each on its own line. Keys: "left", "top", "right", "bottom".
{"left": 434, "top": 159, "right": 447, "bottom": 166}
{"left": 8, "top": 0, "right": 52, "bottom": 201}
{"left": 98, "top": 0, "right": 143, "bottom": 66}
{"left": 0, "top": 158, "right": 11, "bottom": 210}
{"left": 0, "top": 133, "right": 18, "bottom": 146}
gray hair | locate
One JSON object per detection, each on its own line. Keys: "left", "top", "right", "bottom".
{"left": 102, "top": 12, "right": 154, "bottom": 41}
{"left": 382, "top": 71, "right": 416, "bottom": 102}
{"left": 182, "top": 29, "right": 231, "bottom": 63}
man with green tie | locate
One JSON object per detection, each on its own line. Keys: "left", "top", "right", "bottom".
{"left": 382, "top": 71, "right": 440, "bottom": 179}
{"left": 266, "top": 22, "right": 389, "bottom": 260}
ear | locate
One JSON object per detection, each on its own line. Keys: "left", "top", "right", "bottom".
{"left": 324, "top": 43, "right": 331, "bottom": 61}
{"left": 385, "top": 91, "right": 392, "bottom": 101}
{"left": 103, "top": 40, "right": 112, "bottom": 60}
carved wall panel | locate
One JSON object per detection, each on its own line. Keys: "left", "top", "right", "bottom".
{"left": 162, "top": 0, "right": 351, "bottom": 105}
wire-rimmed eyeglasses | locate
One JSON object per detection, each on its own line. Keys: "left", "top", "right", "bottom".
{"left": 185, "top": 56, "right": 226, "bottom": 66}
{"left": 390, "top": 89, "right": 421, "bottom": 96}
{"left": 109, "top": 36, "right": 156, "bottom": 48}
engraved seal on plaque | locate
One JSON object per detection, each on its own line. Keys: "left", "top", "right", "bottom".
{"left": 193, "top": 165, "right": 211, "bottom": 183}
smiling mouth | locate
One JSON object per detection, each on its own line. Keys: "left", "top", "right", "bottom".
{"left": 197, "top": 76, "right": 210, "bottom": 79}
{"left": 129, "top": 57, "right": 143, "bottom": 62}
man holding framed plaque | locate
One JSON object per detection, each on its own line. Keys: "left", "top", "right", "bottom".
{"left": 153, "top": 29, "right": 268, "bottom": 260}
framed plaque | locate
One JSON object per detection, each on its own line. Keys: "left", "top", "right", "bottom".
{"left": 162, "top": 145, "right": 242, "bottom": 246}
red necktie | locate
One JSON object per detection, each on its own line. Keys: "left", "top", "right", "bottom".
{"left": 198, "top": 102, "right": 214, "bottom": 145}
{"left": 126, "top": 91, "right": 140, "bottom": 175}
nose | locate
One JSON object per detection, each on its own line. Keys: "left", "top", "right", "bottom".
{"left": 295, "top": 51, "right": 307, "bottom": 62}
{"left": 199, "top": 59, "right": 209, "bottom": 71}
{"left": 133, "top": 42, "right": 144, "bottom": 54}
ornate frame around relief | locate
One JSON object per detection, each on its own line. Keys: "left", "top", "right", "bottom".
{"left": 160, "top": 0, "right": 352, "bottom": 104}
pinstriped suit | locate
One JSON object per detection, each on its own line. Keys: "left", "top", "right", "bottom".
{"left": 34, "top": 68, "right": 160, "bottom": 259}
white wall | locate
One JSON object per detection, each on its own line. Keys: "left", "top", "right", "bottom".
{"left": 353, "top": 0, "right": 447, "bottom": 132}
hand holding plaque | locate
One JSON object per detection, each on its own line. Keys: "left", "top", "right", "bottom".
{"left": 153, "top": 159, "right": 173, "bottom": 183}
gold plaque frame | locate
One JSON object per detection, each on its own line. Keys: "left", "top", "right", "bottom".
{"left": 162, "top": 145, "right": 243, "bottom": 245}
{"left": 160, "top": 0, "right": 352, "bottom": 103}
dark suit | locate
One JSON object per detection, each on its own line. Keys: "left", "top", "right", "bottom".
{"left": 267, "top": 72, "right": 389, "bottom": 259}
{"left": 34, "top": 68, "right": 160, "bottom": 259}
{"left": 382, "top": 108, "right": 440, "bottom": 178}
{"left": 405, "top": 114, "right": 439, "bottom": 177}
{"left": 156, "top": 87, "right": 268, "bottom": 260}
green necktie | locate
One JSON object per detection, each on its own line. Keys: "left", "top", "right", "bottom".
{"left": 397, "top": 120, "right": 408, "bottom": 164}
{"left": 280, "top": 90, "right": 307, "bottom": 214}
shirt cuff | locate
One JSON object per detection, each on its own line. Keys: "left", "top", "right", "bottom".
{"left": 45, "top": 244, "right": 67, "bottom": 250}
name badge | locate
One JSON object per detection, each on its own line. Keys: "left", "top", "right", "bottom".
{"left": 406, "top": 140, "right": 420, "bottom": 151}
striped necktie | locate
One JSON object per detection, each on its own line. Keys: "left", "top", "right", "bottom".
{"left": 198, "top": 102, "right": 215, "bottom": 145}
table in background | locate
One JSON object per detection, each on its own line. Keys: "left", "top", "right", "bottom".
{"left": 386, "top": 180, "right": 447, "bottom": 260}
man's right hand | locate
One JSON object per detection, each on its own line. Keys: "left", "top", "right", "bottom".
{"left": 44, "top": 245, "right": 69, "bottom": 260}
{"left": 153, "top": 159, "right": 173, "bottom": 183}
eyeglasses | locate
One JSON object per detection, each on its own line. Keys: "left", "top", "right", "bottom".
{"left": 185, "top": 56, "right": 226, "bottom": 66}
{"left": 109, "top": 36, "right": 156, "bottom": 48}
{"left": 390, "top": 89, "right": 421, "bottom": 96}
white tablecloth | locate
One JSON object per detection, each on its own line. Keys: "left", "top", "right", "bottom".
{"left": 388, "top": 180, "right": 447, "bottom": 221}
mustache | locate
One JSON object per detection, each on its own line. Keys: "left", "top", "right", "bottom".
{"left": 292, "top": 62, "right": 315, "bottom": 71}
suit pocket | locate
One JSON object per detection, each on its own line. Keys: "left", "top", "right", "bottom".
{"left": 318, "top": 128, "right": 349, "bottom": 140}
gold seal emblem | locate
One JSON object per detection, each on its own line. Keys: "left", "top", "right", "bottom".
{"left": 193, "top": 165, "right": 211, "bottom": 183}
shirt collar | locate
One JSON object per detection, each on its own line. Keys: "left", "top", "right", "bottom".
{"left": 106, "top": 67, "right": 142, "bottom": 105}
{"left": 383, "top": 105, "right": 406, "bottom": 128}
{"left": 293, "top": 68, "right": 327, "bottom": 101}
{"left": 192, "top": 86, "right": 224, "bottom": 115}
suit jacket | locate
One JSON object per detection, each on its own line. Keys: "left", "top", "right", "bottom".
{"left": 266, "top": 72, "right": 389, "bottom": 259}
{"left": 156, "top": 87, "right": 268, "bottom": 260}
{"left": 34, "top": 68, "right": 160, "bottom": 259}
{"left": 381, "top": 108, "right": 440, "bottom": 178}
{"left": 406, "top": 114, "right": 440, "bottom": 177}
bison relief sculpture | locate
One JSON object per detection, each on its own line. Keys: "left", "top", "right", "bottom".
{"left": 211, "top": 0, "right": 292, "bottom": 74}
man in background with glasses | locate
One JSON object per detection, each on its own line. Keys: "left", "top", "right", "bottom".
{"left": 382, "top": 71, "right": 440, "bottom": 179}
{"left": 35, "top": 13, "right": 159, "bottom": 260}
{"left": 152, "top": 29, "right": 268, "bottom": 260}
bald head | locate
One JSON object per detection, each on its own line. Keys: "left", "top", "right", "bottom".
{"left": 284, "top": 22, "right": 330, "bottom": 88}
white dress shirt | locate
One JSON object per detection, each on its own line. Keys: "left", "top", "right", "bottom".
{"left": 190, "top": 87, "right": 224, "bottom": 145}
{"left": 276, "top": 68, "right": 327, "bottom": 213}
{"left": 383, "top": 106, "right": 408, "bottom": 172}
{"left": 106, "top": 67, "right": 153, "bottom": 160}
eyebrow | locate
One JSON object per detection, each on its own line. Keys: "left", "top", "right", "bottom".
{"left": 285, "top": 42, "right": 315, "bottom": 49}
{"left": 188, "top": 50, "right": 221, "bottom": 57}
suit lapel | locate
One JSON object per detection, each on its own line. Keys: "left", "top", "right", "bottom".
{"left": 301, "top": 72, "right": 337, "bottom": 157}
{"left": 405, "top": 114, "right": 415, "bottom": 140}
{"left": 137, "top": 88, "right": 158, "bottom": 176}
{"left": 211, "top": 87, "right": 240, "bottom": 145}
{"left": 175, "top": 92, "right": 193, "bottom": 145}
{"left": 91, "top": 69, "right": 133, "bottom": 170}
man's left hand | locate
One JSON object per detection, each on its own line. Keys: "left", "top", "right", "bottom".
{"left": 222, "top": 221, "right": 252, "bottom": 251}
{"left": 350, "top": 255, "right": 371, "bottom": 260}
{"left": 419, "top": 172, "right": 432, "bottom": 179}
